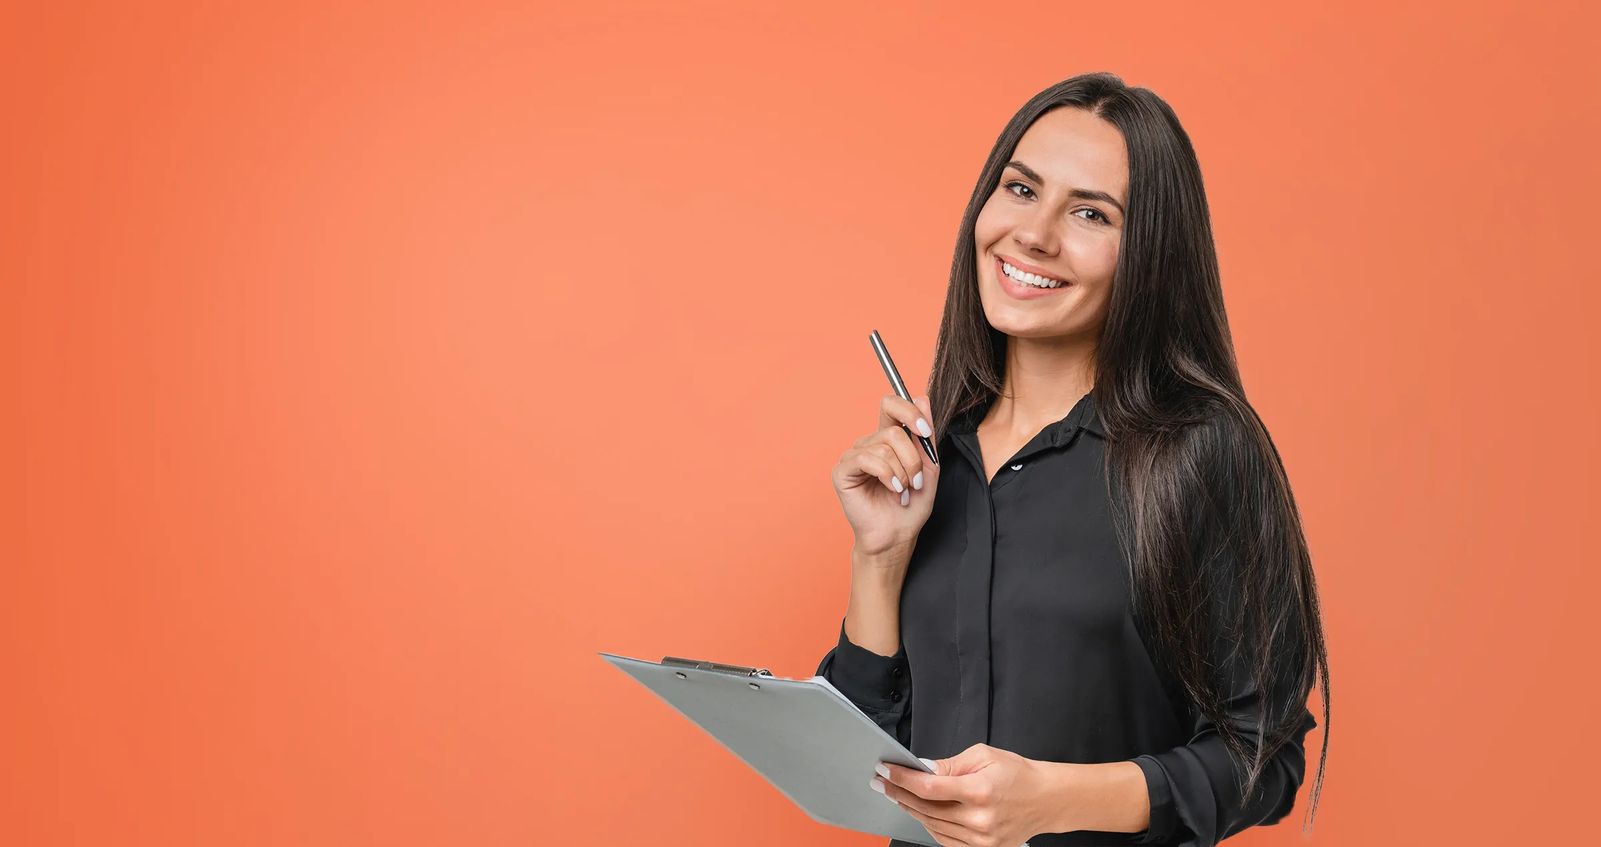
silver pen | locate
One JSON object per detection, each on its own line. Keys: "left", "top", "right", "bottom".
{"left": 868, "top": 329, "right": 937, "bottom": 465}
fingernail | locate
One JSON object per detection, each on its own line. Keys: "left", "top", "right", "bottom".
{"left": 891, "top": 476, "right": 904, "bottom": 493}
{"left": 916, "top": 418, "right": 932, "bottom": 437}
{"left": 912, "top": 472, "right": 923, "bottom": 490}
{"left": 870, "top": 777, "right": 885, "bottom": 794}
{"left": 900, "top": 489, "right": 910, "bottom": 507}
{"left": 875, "top": 763, "right": 890, "bottom": 779}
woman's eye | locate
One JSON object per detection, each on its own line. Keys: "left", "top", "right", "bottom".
{"left": 1075, "top": 208, "right": 1108, "bottom": 224}
{"left": 1004, "top": 181, "right": 1033, "bottom": 199}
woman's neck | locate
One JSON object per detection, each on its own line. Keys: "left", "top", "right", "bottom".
{"left": 985, "top": 333, "right": 1097, "bottom": 437}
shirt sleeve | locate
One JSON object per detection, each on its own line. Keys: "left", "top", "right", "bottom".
{"left": 1129, "top": 699, "right": 1316, "bottom": 846}
{"left": 815, "top": 616, "right": 912, "bottom": 749}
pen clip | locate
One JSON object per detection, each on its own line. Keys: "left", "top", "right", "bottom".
{"left": 661, "top": 656, "right": 775, "bottom": 677}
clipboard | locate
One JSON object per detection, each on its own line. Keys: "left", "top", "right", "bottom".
{"left": 598, "top": 650, "right": 941, "bottom": 846}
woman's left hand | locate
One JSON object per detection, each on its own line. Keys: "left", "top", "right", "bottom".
{"left": 874, "top": 743, "right": 1059, "bottom": 847}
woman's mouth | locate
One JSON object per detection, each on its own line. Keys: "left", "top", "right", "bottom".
{"left": 994, "top": 255, "right": 1072, "bottom": 299}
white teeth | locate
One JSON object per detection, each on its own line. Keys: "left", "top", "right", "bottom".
{"left": 1002, "top": 261, "right": 1064, "bottom": 288}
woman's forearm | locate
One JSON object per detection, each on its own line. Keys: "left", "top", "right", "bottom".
{"left": 843, "top": 548, "right": 907, "bottom": 657}
{"left": 1037, "top": 760, "right": 1151, "bottom": 835}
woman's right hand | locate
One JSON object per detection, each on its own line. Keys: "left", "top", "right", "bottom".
{"left": 832, "top": 392, "right": 942, "bottom": 568}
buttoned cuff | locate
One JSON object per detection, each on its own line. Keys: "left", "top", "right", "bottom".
{"left": 826, "top": 616, "right": 910, "bottom": 713}
{"left": 1130, "top": 754, "right": 1178, "bottom": 843}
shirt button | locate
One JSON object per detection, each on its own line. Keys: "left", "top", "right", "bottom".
{"left": 1010, "top": 463, "right": 1023, "bottom": 471}
{"left": 891, "top": 666, "right": 902, "bottom": 678}
{"left": 890, "top": 690, "right": 902, "bottom": 702}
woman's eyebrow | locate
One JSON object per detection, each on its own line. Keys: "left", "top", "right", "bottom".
{"left": 1005, "top": 160, "right": 1125, "bottom": 215}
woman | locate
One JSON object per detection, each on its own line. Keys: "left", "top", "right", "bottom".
{"left": 818, "top": 72, "right": 1330, "bottom": 847}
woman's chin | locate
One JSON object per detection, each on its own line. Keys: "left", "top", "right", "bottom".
{"left": 984, "top": 309, "right": 1090, "bottom": 340}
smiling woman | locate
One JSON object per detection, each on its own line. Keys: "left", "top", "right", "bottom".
{"left": 818, "top": 71, "right": 1330, "bottom": 847}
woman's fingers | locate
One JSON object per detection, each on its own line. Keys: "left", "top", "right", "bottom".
{"left": 878, "top": 393, "right": 931, "bottom": 490}
{"left": 879, "top": 426, "right": 926, "bottom": 497}
{"left": 837, "top": 393, "right": 937, "bottom": 505}
{"left": 880, "top": 392, "right": 934, "bottom": 441}
{"left": 892, "top": 802, "right": 973, "bottom": 847}
{"left": 879, "top": 778, "right": 968, "bottom": 829}
{"left": 855, "top": 443, "right": 910, "bottom": 498}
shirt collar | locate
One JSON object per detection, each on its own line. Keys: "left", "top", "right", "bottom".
{"left": 948, "top": 390, "right": 1105, "bottom": 442}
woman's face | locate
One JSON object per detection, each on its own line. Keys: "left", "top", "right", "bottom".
{"left": 974, "top": 107, "right": 1129, "bottom": 342}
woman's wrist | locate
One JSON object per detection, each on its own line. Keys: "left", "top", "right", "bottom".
{"left": 1038, "top": 760, "right": 1151, "bottom": 835}
{"left": 851, "top": 542, "right": 914, "bottom": 572}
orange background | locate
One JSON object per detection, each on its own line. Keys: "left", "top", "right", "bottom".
{"left": 5, "top": 2, "right": 1598, "bottom": 844}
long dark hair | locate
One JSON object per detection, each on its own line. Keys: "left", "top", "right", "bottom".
{"left": 926, "top": 72, "right": 1329, "bottom": 827}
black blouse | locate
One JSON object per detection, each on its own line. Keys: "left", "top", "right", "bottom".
{"left": 816, "top": 390, "right": 1316, "bottom": 847}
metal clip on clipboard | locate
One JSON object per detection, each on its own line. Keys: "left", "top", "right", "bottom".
{"left": 660, "top": 656, "right": 774, "bottom": 677}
